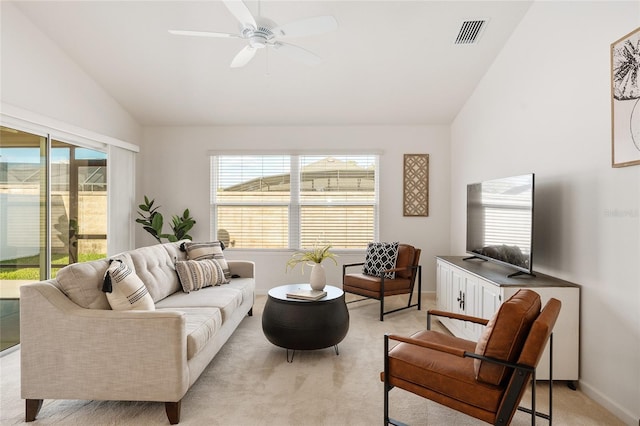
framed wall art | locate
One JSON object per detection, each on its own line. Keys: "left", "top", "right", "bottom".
{"left": 403, "top": 154, "right": 429, "bottom": 217}
{"left": 611, "top": 26, "right": 640, "bottom": 167}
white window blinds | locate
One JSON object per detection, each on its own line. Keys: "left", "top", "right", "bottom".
{"left": 211, "top": 154, "right": 378, "bottom": 249}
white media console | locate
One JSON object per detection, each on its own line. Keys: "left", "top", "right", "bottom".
{"left": 435, "top": 256, "right": 580, "bottom": 383}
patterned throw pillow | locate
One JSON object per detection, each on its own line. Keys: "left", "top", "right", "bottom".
{"left": 101, "top": 259, "right": 155, "bottom": 311}
{"left": 175, "top": 259, "right": 226, "bottom": 293}
{"left": 362, "top": 242, "right": 399, "bottom": 279}
{"left": 182, "top": 241, "right": 231, "bottom": 282}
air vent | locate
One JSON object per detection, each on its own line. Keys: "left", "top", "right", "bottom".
{"left": 454, "top": 19, "right": 487, "bottom": 45}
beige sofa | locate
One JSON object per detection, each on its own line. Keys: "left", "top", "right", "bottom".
{"left": 19, "top": 241, "right": 255, "bottom": 424}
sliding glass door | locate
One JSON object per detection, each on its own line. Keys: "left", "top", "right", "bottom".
{"left": 0, "top": 127, "right": 107, "bottom": 351}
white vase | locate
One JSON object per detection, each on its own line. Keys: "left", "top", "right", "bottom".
{"left": 309, "top": 263, "right": 326, "bottom": 291}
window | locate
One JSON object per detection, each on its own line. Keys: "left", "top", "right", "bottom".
{"left": 211, "top": 154, "right": 378, "bottom": 249}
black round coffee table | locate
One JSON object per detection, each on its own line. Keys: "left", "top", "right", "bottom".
{"left": 262, "top": 284, "right": 350, "bottom": 362}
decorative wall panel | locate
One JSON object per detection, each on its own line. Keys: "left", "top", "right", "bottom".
{"left": 403, "top": 154, "right": 429, "bottom": 217}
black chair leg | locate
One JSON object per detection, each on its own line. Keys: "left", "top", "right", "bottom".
{"left": 380, "top": 279, "right": 385, "bottom": 321}
{"left": 384, "top": 335, "right": 390, "bottom": 424}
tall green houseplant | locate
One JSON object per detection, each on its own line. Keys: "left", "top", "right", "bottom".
{"left": 136, "top": 196, "right": 196, "bottom": 243}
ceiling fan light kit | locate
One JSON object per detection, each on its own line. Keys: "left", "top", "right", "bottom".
{"left": 169, "top": 0, "right": 337, "bottom": 68}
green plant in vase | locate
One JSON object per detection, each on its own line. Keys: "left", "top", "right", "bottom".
{"left": 287, "top": 243, "right": 337, "bottom": 291}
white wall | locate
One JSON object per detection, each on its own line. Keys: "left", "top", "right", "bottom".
{"left": 139, "top": 125, "right": 451, "bottom": 294}
{"left": 0, "top": 2, "right": 141, "bottom": 145}
{"left": 451, "top": 1, "right": 640, "bottom": 424}
{"left": 1, "top": 2, "right": 142, "bottom": 255}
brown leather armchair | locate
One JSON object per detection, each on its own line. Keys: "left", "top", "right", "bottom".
{"left": 342, "top": 243, "right": 421, "bottom": 321}
{"left": 383, "top": 289, "right": 561, "bottom": 425}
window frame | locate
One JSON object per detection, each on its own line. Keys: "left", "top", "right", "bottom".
{"left": 210, "top": 153, "right": 379, "bottom": 250}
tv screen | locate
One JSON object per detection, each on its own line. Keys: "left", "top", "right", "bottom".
{"left": 466, "top": 173, "right": 534, "bottom": 276}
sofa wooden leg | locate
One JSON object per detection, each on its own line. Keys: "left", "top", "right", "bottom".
{"left": 165, "top": 400, "right": 181, "bottom": 424}
{"left": 25, "top": 399, "right": 43, "bottom": 422}
{"left": 248, "top": 307, "right": 253, "bottom": 317}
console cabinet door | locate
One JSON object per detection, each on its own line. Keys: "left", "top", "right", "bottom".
{"left": 435, "top": 260, "right": 464, "bottom": 337}
{"left": 478, "top": 279, "right": 502, "bottom": 320}
{"left": 450, "top": 268, "right": 479, "bottom": 340}
{"left": 435, "top": 260, "right": 451, "bottom": 311}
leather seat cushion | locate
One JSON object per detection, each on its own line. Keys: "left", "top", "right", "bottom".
{"left": 386, "top": 330, "right": 506, "bottom": 413}
{"left": 343, "top": 273, "right": 411, "bottom": 294}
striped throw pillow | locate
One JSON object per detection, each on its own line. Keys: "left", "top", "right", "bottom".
{"left": 182, "top": 241, "right": 230, "bottom": 282}
{"left": 102, "top": 259, "right": 155, "bottom": 311}
{"left": 175, "top": 259, "right": 226, "bottom": 293}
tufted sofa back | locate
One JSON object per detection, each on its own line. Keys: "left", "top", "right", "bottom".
{"left": 55, "top": 241, "right": 188, "bottom": 309}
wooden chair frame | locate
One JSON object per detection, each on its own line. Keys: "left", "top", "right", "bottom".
{"left": 384, "top": 309, "right": 554, "bottom": 426}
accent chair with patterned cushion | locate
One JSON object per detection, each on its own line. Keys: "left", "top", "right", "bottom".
{"left": 342, "top": 242, "right": 421, "bottom": 321}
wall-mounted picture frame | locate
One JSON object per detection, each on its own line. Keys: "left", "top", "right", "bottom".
{"left": 403, "top": 154, "right": 429, "bottom": 217}
{"left": 611, "top": 26, "right": 640, "bottom": 168}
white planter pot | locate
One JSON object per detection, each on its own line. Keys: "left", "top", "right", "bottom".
{"left": 309, "top": 263, "right": 326, "bottom": 291}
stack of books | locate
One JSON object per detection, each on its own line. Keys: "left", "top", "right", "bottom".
{"left": 286, "top": 289, "right": 327, "bottom": 301}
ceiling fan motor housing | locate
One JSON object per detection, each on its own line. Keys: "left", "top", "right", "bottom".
{"left": 244, "top": 19, "right": 276, "bottom": 49}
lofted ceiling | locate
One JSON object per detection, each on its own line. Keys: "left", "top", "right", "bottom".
{"left": 12, "top": 1, "right": 533, "bottom": 127}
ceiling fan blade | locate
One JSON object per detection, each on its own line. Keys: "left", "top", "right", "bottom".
{"left": 169, "top": 30, "right": 240, "bottom": 39}
{"left": 272, "top": 42, "right": 322, "bottom": 66}
{"left": 230, "top": 45, "right": 257, "bottom": 68}
{"left": 272, "top": 16, "right": 338, "bottom": 37}
{"left": 222, "top": 0, "right": 257, "bottom": 30}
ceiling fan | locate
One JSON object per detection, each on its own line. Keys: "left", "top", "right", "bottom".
{"left": 169, "top": 0, "right": 338, "bottom": 68}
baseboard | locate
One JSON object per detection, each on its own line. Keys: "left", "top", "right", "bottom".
{"left": 579, "top": 380, "right": 638, "bottom": 425}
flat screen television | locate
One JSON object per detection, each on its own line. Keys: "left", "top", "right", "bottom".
{"left": 465, "top": 173, "right": 535, "bottom": 277}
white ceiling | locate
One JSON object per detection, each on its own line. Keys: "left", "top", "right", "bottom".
{"left": 13, "top": 1, "right": 532, "bottom": 127}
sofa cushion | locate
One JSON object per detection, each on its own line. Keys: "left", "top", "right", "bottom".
{"left": 155, "top": 286, "right": 243, "bottom": 323}
{"left": 103, "top": 259, "right": 155, "bottom": 311}
{"left": 363, "top": 242, "right": 399, "bottom": 279}
{"left": 175, "top": 259, "right": 226, "bottom": 293}
{"left": 56, "top": 259, "right": 111, "bottom": 309}
{"left": 223, "top": 277, "right": 255, "bottom": 308}
{"left": 119, "top": 243, "right": 182, "bottom": 303}
{"left": 182, "top": 241, "right": 230, "bottom": 282}
{"left": 474, "top": 289, "right": 541, "bottom": 385}
{"left": 156, "top": 307, "right": 222, "bottom": 360}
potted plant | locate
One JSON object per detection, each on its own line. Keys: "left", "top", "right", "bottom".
{"left": 136, "top": 196, "right": 196, "bottom": 243}
{"left": 286, "top": 243, "right": 338, "bottom": 291}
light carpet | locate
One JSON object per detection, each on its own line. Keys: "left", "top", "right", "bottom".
{"left": 0, "top": 294, "right": 622, "bottom": 425}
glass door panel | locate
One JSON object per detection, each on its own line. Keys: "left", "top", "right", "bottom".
{"left": 0, "top": 127, "right": 47, "bottom": 351}
{"left": 50, "top": 141, "right": 107, "bottom": 277}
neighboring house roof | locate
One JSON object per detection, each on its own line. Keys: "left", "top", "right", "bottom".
{"left": 223, "top": 157, "right": 374, "bottom": 192}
